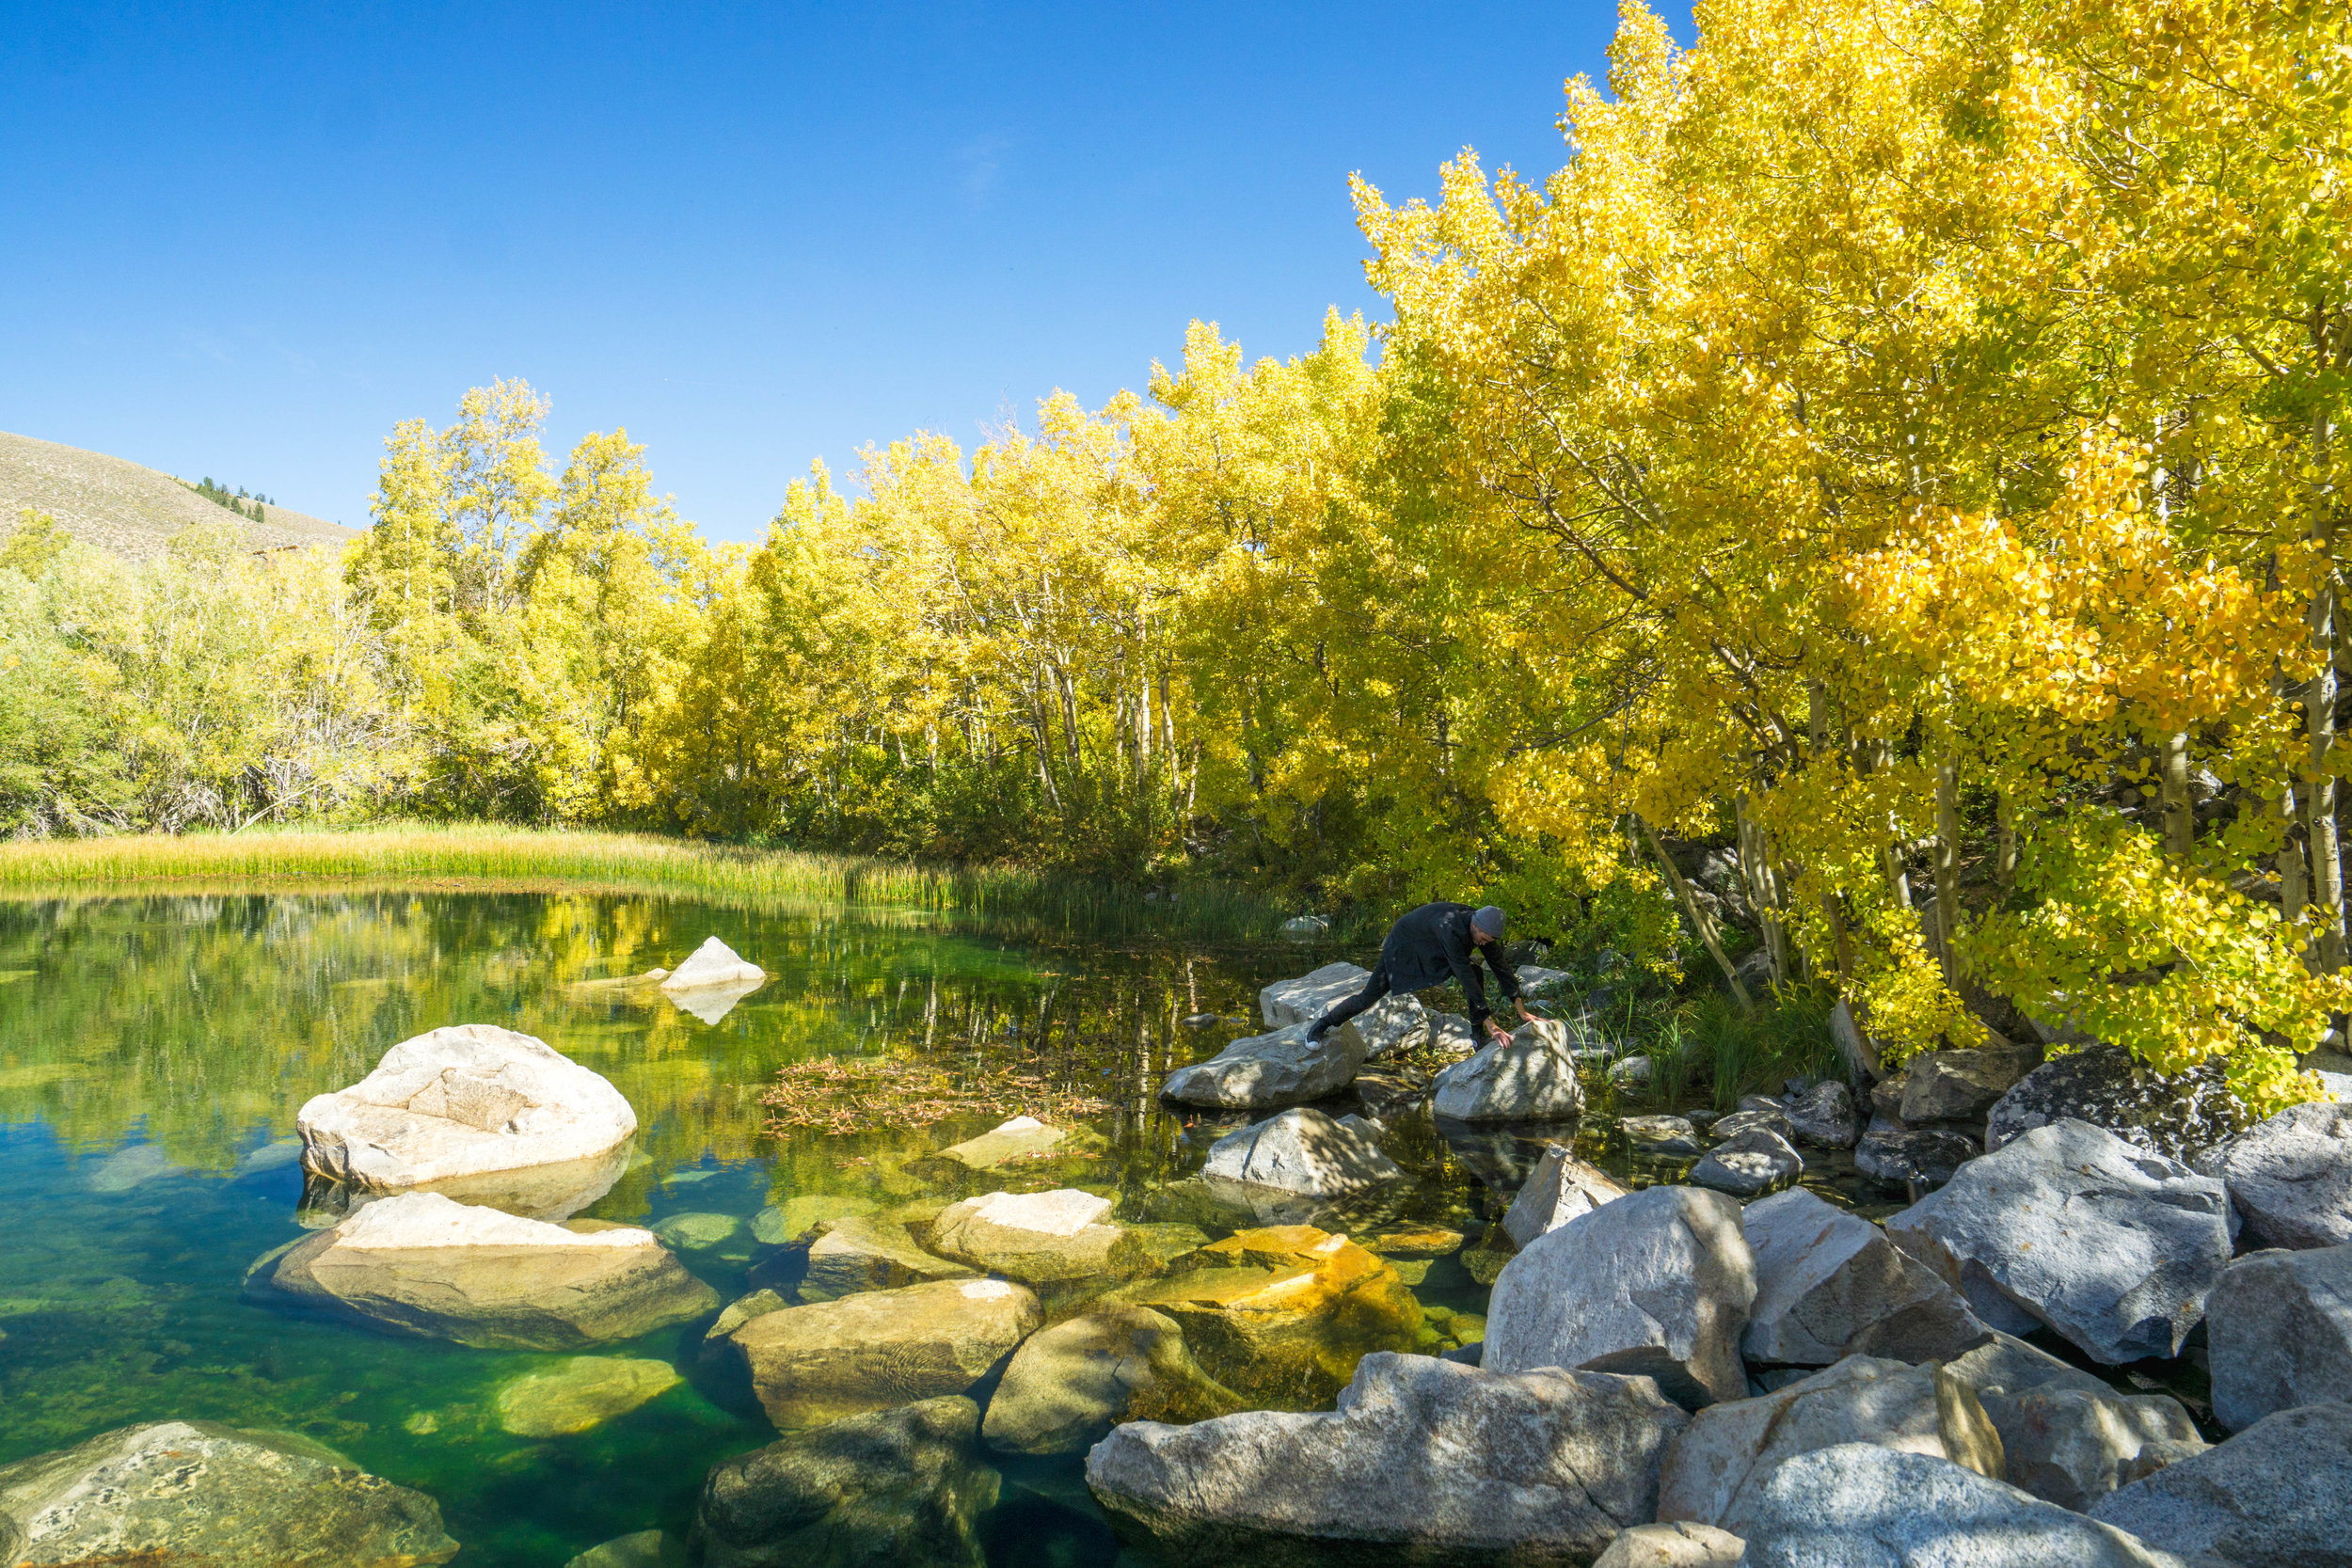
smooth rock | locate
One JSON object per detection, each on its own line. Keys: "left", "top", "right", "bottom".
{"left": 1623, "top": 1115, "right": 1703, "bottom": 1155}
{"left": 2204, "top": 1243, "right": 2352, "bottom": 1431}
{"left": 1710, "top": 1107, "right": 1796, "bottom": 1143}
{"left": 1657, "top": 1355, "right": 2003, "bottom": 1529}
{"left": 1431, "top": 1025, "right": 1586, "bottom": 1122}
{"left": 1161, "top": 1022, "right": 1369, "bottom": 1110}
{"left": 1502, "top": 1143, "right": 1629, "bottom": 1248}
{"left": 1899, "top": 1047, "right": 2038, "bottom": 1124}
{"left": 0, "top": 1419, "right": 458, "bottom": 1567}
{"left": 698, "top": 1395, "right": 999, "bottom": 1568}
{"left": 1200, "top": 1107, "right": 1403, "bottom": 1196}
{"left": 789, "top": 1212, "right": 980, "bottom": 1300}
{"left": 1486, "top": 1184, "right": 1757, "bottom": 1407}
{"left": 1085, "top": 1352, "right": 1690, "bottom": 1568}
{"left": 931, "top": 1115, "right": 1071, "bottom": 1170}
{"left": 248, "top": 1191, "right": 719, "bottom": 1350}
{"left": 1593, "top": 1521, "right": 1745, "bottom": 1568}
{"left": 1688, "top": 1127, "right": 1803, "bottom": 1197}
{"left": 660, "top": 935, "right": 764, "bottom": 990}
{"left": 1853, "top": 1122, "right": 1978, "bottom": 1189}
{"left": 84, "top": 1142, "right": 189, "bottom": 1192}
{"left": 1336, "top": 990, "right": 1432, "bottom": 1062}
{"left": 2091, "top": 1401, "right": 2352, "bottom": 1568}
{"left": 729, "top": 1277, "right": 1042, "bottom": 1431}
{"left": 1741, "top": 1188, "right": 1958, "bottom": 1368}
{"left": 564, "top": 1529, "right": 689, "bottom": 1568}
{"left": 1260, "top": 961, "right": 1373, "bottom": 1028}
{"left": 1783, "top": 1080, "right": 1861, "bottom": 1148}
{"left": 2195, "top": 1099, "right": 2352, "bottom": 1249}
{"left": 1986, "top": 1044, "right": 2250, "bottom": 1161}
{"left": 1516, "top": 964, "right": 1579, "bottom": 998}
{"left": 927, "top": 1189, "right": 1138, "bottom": 1284}
{"left": 1885, "top": 1119, "right": 2237, "bottom": 1364}
{"left": 1938, "top": 1328, "right": 2115, "bottom": 1402}
{"left": 1991, "top": 1384, "right": 2204, "bottom": 1512}
{"left": 1733, "top": 1443, "right": 2192, "bottom": 1567}
{"left": 653, "top": 1212, "right": 740, "bottom": 1250}
{"left": 496, "top": 1355, "right": 681, "bottom": 1436}
{"left": 981, "top": 1307, "right": 1243, "bottom": 1454}
{"left": 1840, "top": 1292, "right": 1997, "bottom": 1366}
{"left": 750, "top": 1194, "right": 879, "bottom": 1246}
{"left": 296, "top": 1023, "right": 638, "bottom": 1193}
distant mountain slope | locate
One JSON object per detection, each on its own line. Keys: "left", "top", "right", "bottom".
{"left": 0, "top": 429, "right": 356, "bottom": 563}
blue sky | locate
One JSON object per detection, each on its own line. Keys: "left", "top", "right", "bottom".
{"left": 3, "top": 2, "right": 1666, "bottom": 541}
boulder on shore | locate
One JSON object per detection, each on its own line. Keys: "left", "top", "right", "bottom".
{"left": 660, "top": 935, "right": 765, "bottom": 991}
{"left": 1161, "top": 1023, "right": 1369, "bottom": 1109}
{"left": 1985, "top": 1043, "right": 2249, "bottom": 1161}
{"left": 1852, "top": 1122, "right": 1977, "bottom": 1190}
{"left": 1485, "top": 1184, "right": 1756, "bottom": 1408}
{"left": 1200, "top": 1107, "right": 1403, "bottom": 1197}
{"left": 1431, "top": 1022, "right": 1587, "bottom": 1122}
{"left": 1898, "top": 1045, "right": 2040, "bottom": 1124}
{"left": 2202, "top": 1242, "right": 2352, "bottom": 1432}
{"left": 698, "top": 1396, "right": 999, "bottom": 1568}
{"left": 1740, "top": 1189, "right": 1958, "bottom": 1369}
{"left": 1657, "top": 1355, "right": 2003, "bottom": 1531}
{"left": 0, "top": 1420, "right": 458, "bottom": 1567}
{"left": 2090, "top": 1401, "right": 2352, "bottom": 1568}
{"left": 1783, "top": 1080, "right": 1861, "bottom": 1148}
{"left": 926, "top": 1189, "right": 1141, "bottom": 1284}
{"left": 296, "top": 1023, "right": 638, "bottom": 1196}
{"left": 2193, "top": 1098, "right": 2352, "bottom": 1250}
{"left": 1730, "top": 1443, "right": 2193, "bottom": 1568}
{"left": 247, "top": 1191, "right": 718, "bottom": 1350}
{"left": 1988, "top": 1383, "right": 2204, "bottom": 1513}
{"left": 1502, "top": 1143, "right": 1629, "bottom": 1249}
{"left": 1885, "top": 1118, "right": 2236, "bottom": 1364}
{"left": 727, "top": 1277, "right": 1042, "bottom": 1431}
{"left": 981, "top": 1307, "right": 1243, "bottom": 1454}
{"left": 1085, "top": 1352, "right": 1690, "bottom": 1568}
{"left": 1260, "top": 961, "right": 1374, "bottom": 1027}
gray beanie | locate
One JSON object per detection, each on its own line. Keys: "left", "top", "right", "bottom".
{"left": 1471, "top": 905, "right": 1507, "bottom": 938}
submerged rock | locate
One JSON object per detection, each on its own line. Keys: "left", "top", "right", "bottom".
{"left": 1657, "top": 1356, "right": 2003, "bottom": 1530}
{"left": 0, "top": 1419, "right": 458, "bottom": 1567}
{"left": 652, "top": 1212, "right": 741, "bottom": 1251}
{"left": 1622, "top": 1115, "right": 1704, "bottom": 1155}
{"left": 2203, "top": 1242, "right": 2352, "bottom": 1431}
{"left": 1731, "top": 1444, "right": 2190, "bottom": 1568}
{"left": 2090, "top": 1402, "right": 2352, "bottom": 1568}
{"left": 248, "top": 1191, "right": 718, "bottom": 1351}
{"left": 1688, "top": 1127, "right": 1803, "bottom": 1197}
{"left": 1200, "top": 1107, "right": 1404, "bottom": 1197}
{"left": 660, "top": 935, "right": 765, "bottom": 991}
{"left": 926, "top": 1189, "right": 1139, "bottom": 1283}
{"left": 727, "top": 1277, "right": 1042, "bottom": 1431}
{"left": 496, "top": 1355, "right": 681, "bottom": 1436}
{"left": 698, "top": 1395, "right": 999, "bottom": 1568}
{"left": 1431, "top": 1022, "right": 1587, "bottom": 1122}
{"left": 1885, "top": 1119, "right": 2237, "bottom": 1364}
{"left": 1160, "top": 1023, "right": 1369, "bottom": 1110}
{"left": 1086, "top": 1353, "right": 1689, "bottom": 1568}
{"left": 930, "top": 1116, "right": 1072, "bottom": 1171}
{"left": 981, "top": 1306, "right": 1243, "bottom": 1454}
{"left": 2194, "top": 1097, "right": 2352, "bottom": 1250}
{"left": 1485, "top": 1184, "right": 1756, "bottom": 1408}
{"left": 296, "top": 1023, "right": 638, "bottom": 1195}
{"left": 1986, "top": 1044, "right": 2250, "bottom": 1161}
{"left": 564, "top": 1530, "right": 690, "bottom": 1568}
{"left": 1259, "top": 961, "right": 1372, "bottom": 1028}
{"left": 790, "top": 1213, "right": 978, "bottom": 1301}
{"left": 750, "top": 1194, "right": 881, "bottom": 1247}
{"left": 1502, "top": 1143, "right": 1628, "bottom": 1249}
{"left": 1740, "top": 1189, "right": 1957, "bottom": 1369}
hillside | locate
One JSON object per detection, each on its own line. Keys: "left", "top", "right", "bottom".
{"left": 0, "top": 429, "right": 356, "bottom": 563}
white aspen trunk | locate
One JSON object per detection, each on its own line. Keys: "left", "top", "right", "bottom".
{"left": 2160, "top": 732, "right": 2194, "bottom": 863}
{"left": 1638, "top": 815, "right": 1754, "bottom": 1011}
{"left": 1995, "top": 790, "right": 2018, "bottom": 889}
{"left": 1933, "top": 758, "right": 1963, "bottom": 986}
{"left": 2280, "top": 780, "right": 2310, "bottom": 917}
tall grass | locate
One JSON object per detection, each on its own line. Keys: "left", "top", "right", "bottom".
{"left": 0, "top": 824, "right": 1298, "bottom": 942}
{"left": 1615, "top": 984, "right": 1844, "bottom": 1111}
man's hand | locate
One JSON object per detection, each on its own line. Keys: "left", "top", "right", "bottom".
{"left": 1486, "top": 1018, "right": 1514, "bottom": 1047}
{"left": 1516, "top": 1000, "right": 1542, "bottom": 1024}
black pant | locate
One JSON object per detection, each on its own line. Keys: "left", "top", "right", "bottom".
{"left": 1309, "top": 965, "right": 1391, "bottom": 1037}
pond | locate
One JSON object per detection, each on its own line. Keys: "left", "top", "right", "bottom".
{"left": 0, "top": 889, "right": 1878, "bottom": 1566}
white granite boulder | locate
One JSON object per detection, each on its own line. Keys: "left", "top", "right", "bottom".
{"left": 296, "top": 1024, "right": 638, "bottom": 1198}
{"left": 1432, "top": 1022, "right": 1587, "bottom": 1122}
{"left": 1740, "top": 1189, "right": 1958, "bottom": 1369}
{"left": 1085, "top": 1353, "right": 1689, "bottom": 1566}
{"left": 1884, "top": 1118, "right": 2237, "bottom": 1363}
{"left": 660, "top": 935, "right": 765, "bottom": 990}
{"left": 1160, "top": 1023, "right": 1368, "bottom": 1109}
{"left": 2194, "top": 1098, "right": 2352, "bottom": 1250}
{"left": 1990, "top": 1384, "right": 2204, "bottom": 1513}
{"left": 2090, "top": 1402, "right": 2352, "bottom": 1568}
{"left": 1502, "top": 1143, "right": 1629, "bottom": 1249}
{"left": 1334, "top": 990, "right": 1432, "bottom": 1061}
{"left": 927, "top": 1189, "right": 1140, "bottom": 1284}
{"left": 1200, "top": 1107, "right": 1403, "bottom": 1197}
{"left": 1485, "top": 1185, "right": 1756, "bottom": 1407}
{"left": 1593, "top": 1522, "right": 1745, "bottom": 1568}
{"left": 1260, "top": 961, "right": 1373, "bottom": 1027}
{"left": 2203, "top": 1243, "right": 2352, "bottom": 1431}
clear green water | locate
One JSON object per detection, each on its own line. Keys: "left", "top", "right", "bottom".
{"left": 0, "top": 891, "right": 1570, "bottom": 1565}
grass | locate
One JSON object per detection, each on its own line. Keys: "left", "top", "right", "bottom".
{"left": 1609, "top": 984, "right": 1845, "bottom": 1112}
{"left": 0, "top": 823, "right": 1297, "bottom": 941}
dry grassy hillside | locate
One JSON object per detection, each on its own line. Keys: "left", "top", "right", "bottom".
{"left": 0, "top": 429, "right": 356, "bottom": 562}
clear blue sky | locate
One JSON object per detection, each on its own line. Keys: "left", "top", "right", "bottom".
{"left": 3, "top": 2, "right": 1668, "bottom": 541}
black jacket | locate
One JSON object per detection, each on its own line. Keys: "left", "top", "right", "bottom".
{"left": 1378, "top": 901, "right": 1520, "bottom": 1028}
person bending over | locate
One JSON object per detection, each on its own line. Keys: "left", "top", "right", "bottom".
{"left": 1307, "top": 902, "right": 1535, "bottom": 1048}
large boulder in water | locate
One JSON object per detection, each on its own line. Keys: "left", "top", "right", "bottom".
{"left": 727, "top": 1277, "right": 1043, "bottom": 1431}
{"left": 1431, "top": 1022, "right": 1586, "bottom": 1122}
{"left": 926, "top": 1189, "right": 1142, "bottom": 1283}
{"left": 981, "top": 1307, "right": 1243, "bottom": 1454}
{"left": 0, "top": 1420, "right": 458, "bottom": 1566}
{"left": 1501, "top": 1143, "right": 1628, "bottom": 1249}
{"left": 783, "top": 1213, "right": 977, "bottom": 1302}
{"left": 246, "top": 1191, "right": 718, "bottom": 1350}
{"left": 698, "top": 1396, "right": 999, "bottom": 1568}
{"left": 1485, "top": 1185, "right": 1756, "bottom": 1408}
{"left": 1688, "top": 1127, "right": 1803, "bottom": 1197}
{"left": 296, "top": 1023, "right": 638, "bottom": 1198}
{"left": 1085, "top": 1352, "right": 1690, "bottom": 1568}
{"left": 1335, "top": 990, "right": 1432, "bottom": 1062}
{"left": 1885, "top": 1118, "right": 2236, "bottom": 1364}
{"left": 2192, "top": 1097, "right": 2352, "bottom": 1250}
{"left": 2203, "top": 1242, "right": 2352, "bottom": 1432}
{"left": 660, "top": 935, "right": 765, "bottom": 990}
{"left": 1260, "top": 961, "right": 1373, "bottom": 1027}
{"left": 1160, "top": 1023, "right": 1368, "bottom": 1109}
{"left": 2090, "top": 1402, "right": 2352, "bottom": 1568}
{"left": 1200, "top": 1107, "right": 1403, "bottom": 1197}
{"left": 1740, "top": 1188, "right": 1958, "bottom": 1370}
{"left": 1985, "top": 1044, "right": 2251, "bottom": 1161}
